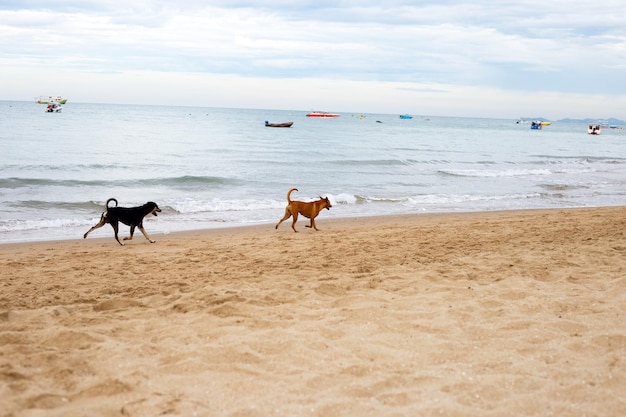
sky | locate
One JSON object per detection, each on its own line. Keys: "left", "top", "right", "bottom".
{"left": 1, "top": 1, "right": 625, "bottom": 119}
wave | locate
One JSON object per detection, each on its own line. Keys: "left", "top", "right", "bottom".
{"left": 330, "top": 159, "right": 459, "bottom": 167}
{"left": 537, "top": 183, "right": 590, "bottom": 191}
{"left": 0, "top": 175, "right": 238, "bottom": 190}
{"left": 0, "top": 217, "right": 92, "bottom": 232}
{"left": 7, "top": 200, "right": 99, "bottom": 210}
{"left": 437, "top": 163, "right": 599, "bottom": 178}
{"left": 531, "top": 155, "right": 626, "bottom": 164}
{"left": 166, "top": 197, "right": 282, "bottom": 214}
{"left": 438, "top": 168, "right": 554, "bottom": 178}
{"left": 404, "top": 192, "right": 543, "bottom": 205}
{"left": 330, "top": 192, "right": 544, "bottom": 206}
{"left": 164, "top": 193, "right": 372, "bottom": 214}
{"left": 331, "top": 159, "right": 414, "bottom": 167}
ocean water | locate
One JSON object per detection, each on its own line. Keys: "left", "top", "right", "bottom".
{"left": 1, "top": 100, "right": 625, "bottom": 243}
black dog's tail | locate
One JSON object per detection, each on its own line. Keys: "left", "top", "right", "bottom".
{"left": 106, "top": 198, "right": 118, "bottom": 209}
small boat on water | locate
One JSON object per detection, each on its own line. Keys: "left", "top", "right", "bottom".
{"left": 265, "top": 121, "right": 293, "bottom": 128}
{"left": 587, "top": 124, "right": 601, "bottom": 135}
{"left": 530, "top": 120, "right": 551, "bottom": 130}
{"left": 399, "top": 114, "right": 413, "bottom": 119}
{"left": 306, "top": 111, "right": 340, "bottom": 118}
{"left": 45, "top": 103, "right": 62, "bottom": 113}
{"left": 37, "top": 96, "right": 67, "bottom": 105}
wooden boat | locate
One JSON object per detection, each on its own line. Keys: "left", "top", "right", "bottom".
{"left": 587, "top": 124, "right": 601, "bottom": 135}
{"left": 306, "top": 111, "right": 340, "bottom": 118}
{"left": 265, "top": 121, "right": 293, "bottom": 128}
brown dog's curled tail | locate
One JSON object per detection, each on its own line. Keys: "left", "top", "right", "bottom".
{"left": 286, "top": 188, "right": 298, "bottom": 203}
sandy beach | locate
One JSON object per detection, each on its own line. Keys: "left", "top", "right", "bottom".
{"left": 1, "top": 207, "right": 625, "bottom": 416}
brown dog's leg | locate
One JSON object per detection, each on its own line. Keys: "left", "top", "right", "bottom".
{"left": 290, "top": 212, "right": 299, "bottom": 232}
{"left": 307, "top": 217, "right": 319, "bottom": 231}
{"left": 83, "top": 214, "right": 107, "bottom": 239}
{"left": 275, "top": 208, "right": 292, "bottom": 230}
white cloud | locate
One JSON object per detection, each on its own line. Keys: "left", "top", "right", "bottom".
{"left": 1, "top": 1, "right": 626, "bottom": 118}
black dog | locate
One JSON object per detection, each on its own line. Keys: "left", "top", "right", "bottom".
{"left": 83, "top": 198, "right": 161, "bottom": 245}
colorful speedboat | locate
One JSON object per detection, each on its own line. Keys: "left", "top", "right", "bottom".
{"left": 530, "top": 120, "right": 552, "bottom": 130}
{"left": 306, "top": 111, "right": 340, "bottom": 118}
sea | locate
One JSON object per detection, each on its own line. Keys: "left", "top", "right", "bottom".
{"left": 1, "top": 100, "right": 625, "bottom": 244}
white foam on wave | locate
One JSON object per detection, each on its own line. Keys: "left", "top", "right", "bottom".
{"left": 404, "top": 192, "right": 542, "bottom": 206}
{"left": 165, "top": 197, "right": 284, "bottom": 214}
{"left": 327, "top": 193, "right": 358, "bottom": 205}
{"left": 0, "top": 217, "right": 92, "bottom": 232}
{"left": 441, "top": 168, "right": 553, "bottom": 178}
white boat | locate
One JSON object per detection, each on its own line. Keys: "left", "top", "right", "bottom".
{"left": 587, "top": 124, "right": 601, "bottom": 135}
{"left": 37, "top": 96, "right": 68, "bottom": 105}
{"left": 45, "top": 103, "right": 63, "bottom": 113}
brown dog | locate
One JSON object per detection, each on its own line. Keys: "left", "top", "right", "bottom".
{"left": 275, "top": 188, "right": 332, "bottom": 232}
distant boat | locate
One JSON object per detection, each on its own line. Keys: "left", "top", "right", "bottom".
{"left": 399, "top": 114, "right": 413, "bottom": 119}
{"left": 265, "top": 121, "right": 293, "bottom": 128}
{"left": 45, "top": 103, "right": 62, "bottom": 113}
{"left": 306, "top": 111, "right": 340, "bottom": 118}
{"left": 530, "top": 120, "right": 551, "bottom": 130}
{"left": 587, "top": 124, "right": 601, "bottom": 135}
{"left": 36, "top": 96, "right": 67, "bottom": 105}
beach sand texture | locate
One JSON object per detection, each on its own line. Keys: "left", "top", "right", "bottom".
{"left": 1, "top": 207, "right": 625, "bottom": 416}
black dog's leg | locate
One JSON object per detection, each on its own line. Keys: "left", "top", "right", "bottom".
{"left": 83, "top": 213, "right": 107, "bottom": 239}
{"left": 137, "top": 223, "right": 156, "bottom": 243}
{"left": 124, "top": 225, "right": 136, "bottom": 242}
{"left": 111, "top": 222, "right": 124, "bottom": 246}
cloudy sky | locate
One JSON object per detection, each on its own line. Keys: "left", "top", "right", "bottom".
{"left": 1, "top": 1, "right": 625, "bottom": 118}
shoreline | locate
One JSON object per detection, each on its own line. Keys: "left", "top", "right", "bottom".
{"left": 2, "top": 205, "right": 625, "bottom": 416}
{"left": 0, "top": 205, "right": 619, "bottom": 248}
